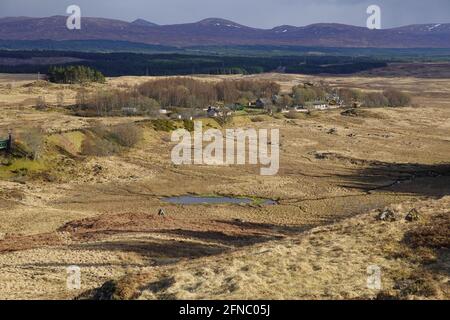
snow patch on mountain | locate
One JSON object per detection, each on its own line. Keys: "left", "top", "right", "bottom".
{"left": 428, "top": 24, "right": 442, "bottom": 31}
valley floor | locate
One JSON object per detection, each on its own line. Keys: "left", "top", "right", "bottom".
{"left": 0, "top": 73, "right": 448, "bottom": 299}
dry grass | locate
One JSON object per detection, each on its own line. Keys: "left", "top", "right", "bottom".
{"left": 93, "top": 197, "right": 449, "bottom": 300}
{"left": 0, "top": 70, "right": 449, "bottom": 299}
{"left": 404, "top": 212, "right": 450, "bottom": 250}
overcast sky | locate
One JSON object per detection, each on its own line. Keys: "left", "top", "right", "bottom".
{"left": 1, "top": 0, "right": 449, "bottom": 28}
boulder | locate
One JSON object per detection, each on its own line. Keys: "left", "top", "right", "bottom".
{"left": 377, "top": 209, "right": 396, "bottom": 222}
{"left": 405, "top": 208, "right": 420, "bottom": 222}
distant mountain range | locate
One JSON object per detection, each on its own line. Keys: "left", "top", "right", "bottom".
{"left": 1, "top": 16, "right": 450, "bottom": 48}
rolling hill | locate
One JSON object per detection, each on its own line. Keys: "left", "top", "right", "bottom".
{"left": 0, "top": 16, "right": 450, "bottom": 48}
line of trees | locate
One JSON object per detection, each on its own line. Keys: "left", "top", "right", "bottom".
{"left": 335, "top": 88, "right": 411, "bottom": 108}
{"left": 291, "top": 84, "right": 328, "bottom": 106}
{"left": 72, "top": 77, "right": 410, "bottom": 118}
{"left": 0, "top": 50, "right": 388, "bottom": 77}
{"left": 137, "top": 78, "right": 280, "bottom": 108}
{"left": 72, "top": 77, "right": 281, "bottom": 117}
{"left": 289, "top": 85, "right": 411, "bottom": 108}
{"left": 74, "top": 87, "right": 160, "bottom": 117}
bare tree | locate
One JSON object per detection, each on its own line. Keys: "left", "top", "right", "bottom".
{"left": 215, "top": 106, "right": 232, "bottom": 126}
{"left": 22, "top": 127, "right": 45, "bottom": 160}
{"left": 110, "top": 123, "right": 142, "bottom": 147}
{"left": 75, "top": 88, "right": 88, "bottom": 108}
{"left": 35, "top": 96, "right": 47, "bottom": 110}
{"left": 383, "top": 89, "right": 411, "bottom": 107}
{"left": 56, "top": 92, "right": 65, "bottom": 107}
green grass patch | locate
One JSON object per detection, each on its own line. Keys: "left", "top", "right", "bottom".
{"left": 151, "top": 119, "right": 178, "bottom": 132}
{"left": 48, "top": 131, "right": 85, "bottom": 155}
{"left": 183, "top": 120, "right": 195, "bottom": 132}
{"left": 0, "top": 158, "right": 49, "bottom": 179}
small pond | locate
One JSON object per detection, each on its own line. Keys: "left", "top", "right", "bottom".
{"left": 162, "top": 195, "right": 277, "bottom": 205}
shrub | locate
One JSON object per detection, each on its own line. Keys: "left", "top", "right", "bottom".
{"left": 338, "top": 88, "right": 363, "bottom": 107}
{"left": 341, "top": 108, "right": 385, "bottom": 119}
{"left": 35, "top": 96, "right": 48, "bottom": 110}
{"left": 56, "top": 92, "right": 65, "bottom": 107}
{"left": 362, "top": 92, "right": 389, "bottom": 108}
{"left": 284, "top": 110, "right": 307, "bottom": 119}
{"left": 151, "top": 119, "right": 177, "bottom": 132}
{"left": 81, "top": 137, "right": 118, "bottom": 156}
{"left": 110, "top": 124, "right": 142, "bottom": 147}
{"left": 251, "top": 116, "right": 265, "bottom": 122}
{"left": 183, "top": 120, "right": 195, "bottom": 132}
{"left": 21, "top": 127, "right": 45, "bottom": 160}
{"left": 383, "top": 89, "right": 411, "bottom": 107}
{"left": 404, "top": 212, "right": 449, "bottom": 249}
{"left": 215, "top": 107, "right": 232, "bottom": 126}
{"left": 89, "top": 124, "right": 110, "bottom": 139}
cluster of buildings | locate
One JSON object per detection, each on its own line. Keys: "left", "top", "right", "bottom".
{"left": 201, "top": 92, "right": 343, "bottom": 119}
{"left": 154, "top": 86, "right": 344, "bottom": 120}
{"left": 255, "top": 93, "right": 343, "bottom": 114}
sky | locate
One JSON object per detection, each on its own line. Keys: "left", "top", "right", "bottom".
{"left": 1, "top": 0, "right": 450, "bottom": 29}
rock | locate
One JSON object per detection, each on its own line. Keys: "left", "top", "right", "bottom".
{"left": 341, "top": 109, "right": 358, "bottom": 117}
{"left": 312, "top": 265, "right": 322, "bottom": 271}
{"left": 158, "top": 208, "right": 166, "bottom": 217}
{"left": 327, "top": 128, "right": 337, "bottom": 135}
{"left": 92, "top": 164, "right": 103, "bottom": 175}
{"left": 377, "top": 209, "right": 396, "bottom": 222}
{"left": 405, "top": 208, "right": 420, "bottom": 222}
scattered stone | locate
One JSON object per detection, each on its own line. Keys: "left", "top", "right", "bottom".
{"left": 341, "top": 109, "right": 358, "bottom": 117}
{"left": 405, "top": 208, "right": 420, "bottom": 222}
{"left": 377, "top": 209, "right": 396, "bottom": 222}
{"left": 41, "top": 172, "right": 57, "bottom": 182}
{"left": 327, "top": 128, "right": 337, "bottom": 135}
{"left": 92, "top": 164, "right": 103, "bottom": 175}
{"left": 312, "top": 265, "right": 322, "bottom": 271}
